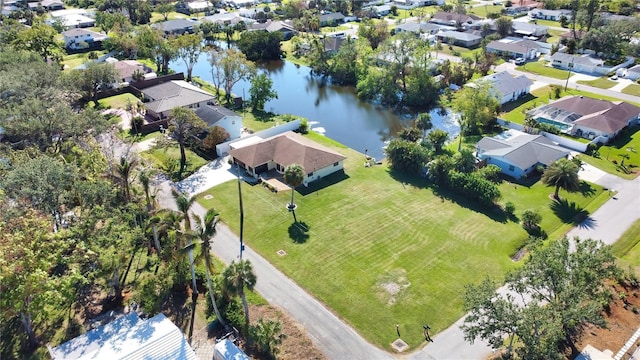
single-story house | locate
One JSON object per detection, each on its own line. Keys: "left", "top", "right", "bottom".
{"left": 323, "top": 35, "right": 346, "bottom": 53}
{"left": 151, "top": 19, "right": 200, "bottom": 35}
{"left": 511, "top": 21, "right": 548, "bottom": 38}
{"left": 395, "top": 21, "right": 440, "bottom": 35}
{"left": 621, "top": 64, "right": 640, "bottom": 80}
{"left": 48, "top": 9, "right": 96, "bottom": 28}
{"left": 503, "top": 6, "right": 531, "bottom": 16}
{"left": 62, "top": 28, "right": 108, "bottom": 50}
{"left": 527, "top": 96, "right": 640, "bottom": 140}
{"left": 203, "top": 12, "right": 254, "bottom": 26}
{"left": 472, "top": 71, "right": 533, "bottom": 105}
{"left": 28, "top": 0, "right": 65, "bottom": 11}
{"left": 176, "top": 0, "right": 213, "bottom": 15}
{"left": 485, "top": 38, "right": 540, "bottom": 60}
{"left": 49, "top": 313, "right": 197, "bottom": 360}
{"left": 319, "top": 12, "right": 345, "bottom": 27}
{"left": 528, "top": 9, "right": 571, "bottom": 21}
{"left": 105, "top": 58, "right": 156, "bottom": 84}
{"left": 476, "top": 129, "right": 570, "bottom": 179}
{"left": 195, "top": 105, "right": 242, "bottom": 140}
{"left": 429, "top": 11, "right": 481, "bottom": 29}
{"left": 228, "top": 131, "right": 346, "bottom": 186}
{"left": 559, "top": 29, "right": 586, "bottom": 41}
{"left": 141, "top": 80, "right": 216, "bottom": 120}
{"left": 373, "top": 4, "right": 392, "bottom": 16}
{"left": 435, "top": 30, "right": 482, "bottom": 48}
{"left": 248, "top": 20, "right": 296, "bottom": 40}
{"left": 547, "top": 52, "right": 605, "bottom": 75}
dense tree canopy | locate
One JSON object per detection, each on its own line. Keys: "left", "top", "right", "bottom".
{"left": 237, "top": 31, "right": 283, "bottom": 61}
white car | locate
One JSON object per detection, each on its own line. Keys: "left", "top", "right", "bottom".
{"left": 514, "top": 57, "right": 526, "bottom": 65}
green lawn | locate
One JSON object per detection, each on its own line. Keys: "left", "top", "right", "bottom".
{"left": 545, "top": 29, "right": 564, "bottom": 45}
{"left": 577, "top": 77, "right": 617, "bottom": 89}
{"left": 61, "top": 51, "right": 107, "bottom": 70}
{"left": 468, "top": 4, "right": 503, "bottom": 18}
{"left": 580, "top": 125, "right": 640, "bottom": 180}
{"left": 612, "top": 219, "right": 640, "bottom": 272}
{"left": 117, "top": 129, "right": 162, "bottom": 143}
{"left": 98, "top": 93, "right": 141, "bottom": 109}
{"left": 622, "top": 84, "right": 640, "bottom": 96}
{"left": 534, "top": 19, "right": 564, "bottom": 28}
{"left": 196, "top": 132, "right": 607, "bottom": 350}
{"left": 517, "top": 60, "right": 570, "bottom": 80}
{"left": 150, "top": 11, "right": 188, "bottom": 23}
{"left": 141, "top": 143, "right": 209, "bottom": 180}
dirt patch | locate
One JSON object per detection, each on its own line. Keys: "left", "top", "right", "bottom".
{"left": 374, "top": 269, "right": 411, "bottom": 306}
{"left": 574, "top": 282, "right": 640, "bottom": 358}
{"left": 247, "top": 304, "right": 326, "bottom": 360}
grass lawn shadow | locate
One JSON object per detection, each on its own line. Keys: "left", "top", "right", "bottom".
{"left": 288, "top": 221, "right": 310, "bottom": 243}
{"left": 579, "top": 181, "right": 597, "bottom": 197}
{"left": 251, "top": 109, "right": 278, "bottom": 122}
{"left": 500, "top": 93, "right": 537, "bottom": 113}
{"left": 550, "top": 198, "right": 590, "bottom": 225}
{"left": 431, "top": 185, "right": 509, "bottom": 223}
{"left": 298, "top": 170, "right": 350, "bottom": 196}
{"left": 386, "top": 168, "right": 430, "bottom": 189}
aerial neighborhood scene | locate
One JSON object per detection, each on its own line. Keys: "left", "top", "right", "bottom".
{"left": 3, "top": 0, "right": 640, "bottom": 358}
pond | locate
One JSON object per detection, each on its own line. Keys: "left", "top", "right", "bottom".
{"left": 171, "top": 56, "right": 459, "bottom": 160}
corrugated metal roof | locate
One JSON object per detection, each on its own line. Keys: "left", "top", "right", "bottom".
{"left": 50, "top": 313, "right": 198, "bottom": 360}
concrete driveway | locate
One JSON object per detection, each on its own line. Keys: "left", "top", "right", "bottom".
{"left": 176, "top": 156, "right": 239, "bottom": 198}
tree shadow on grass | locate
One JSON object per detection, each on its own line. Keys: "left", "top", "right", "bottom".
{"left": 550, "top": 198, "right": 590, "bottom": 225}
{"left": 431, "top": 185, "right": 509, "bottom": 223}
{"left": 386, "top": 168, "right": 430, "bottom": 189}
{"left": 250, "top": 109, "right": 278, "bottom": 122}
{"left": 288, "top": 221, "right": 310, "bottom": 243}
{"left": 297, "top": 170, "right": 350, "bottom": 196}
{"left": 579, "top": 181, "right": 597, "bottom": 197}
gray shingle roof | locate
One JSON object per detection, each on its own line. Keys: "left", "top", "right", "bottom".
{"left": 477, "top": 71, "right": 533, "bottom": 99}
{"left": 549, "top": 52, "right": 604, "bottom": 67}
{"left": 486, "top": 39, "right": 540, "bottom": 54}
{"left": 396, "top": 21, "right": 440, "bottom": 33}
{"left": 143, "top": 80, "right": 215, "bottom": 114}
{"left": 195, "top": 105, "right": 239, "bottom": 127}
{"left": 478, "top": 131, "right": 570, "bottom": 170}
{"left": 438, "top": 30, "right": 482, "bottom": 41}
{"left": 229, "top": 131, "right": 346, "bottom": 173}
{"left": 151, "top": 19, "right": 200, "bottom": 32}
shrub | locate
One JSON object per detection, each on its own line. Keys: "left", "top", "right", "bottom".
{"left": 249, "top": 318, "right": 286, "bottom": 358}
{"left": 504, "top": 201, "right": 516, "bottom": 215}
{"left": 298, "top": 118, "right": 309, "bottom": 134}
{"left": 521, "top": 209, "right": 542, "bottom": 231}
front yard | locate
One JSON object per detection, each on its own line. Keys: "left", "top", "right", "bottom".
{"left": 622, "top": 84, "right": 640, "bottom": 96}
{"left": 580, "top": 125, "right": 640, "bottom": 180}
{"left": 577, "top": 77, "right": 618, "bottom": 89}
{"left": 517, "top": 60, "right": 570, "bottom": 80}
{"left": 196, "top": 132, "right": 608, "bottom": 350}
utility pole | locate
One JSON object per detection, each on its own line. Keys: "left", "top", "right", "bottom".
{"left": 564, "top": 59, "right": 574, "bottom": 91}
{"left": 236, "top": 163, "right": 245, "bottom": 259}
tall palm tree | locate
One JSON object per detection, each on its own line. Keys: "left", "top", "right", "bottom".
{"left": 222, "top": 260, "right": 257, "bottom": 328}
{"left": 115, "top": 156, "right": 137, "bottom": 203}
{"left": 193, "top": 209, "right": 226, "bottom": 326}
{"left": 541, "top": 158, "right": 580, "bottom": 200}
{"left": 283, "top": 164, "right": 305, "bottom": 223}
{"left": 171, "top": 190, "right": 198, "bottom": 297}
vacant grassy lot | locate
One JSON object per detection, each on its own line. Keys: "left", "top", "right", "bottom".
{"left": 141, "top": 143, "right": 209, "bottom": 180}
{"left": 468, "top": 4, "right": 503, "bottom": 17}
{"left": 98, "top": 93, "right": 141, "bottom": 110}
{"left": 612, "top": 219, "right": 640, "bottom": 272}
{"left": 577, "top": 77, "right": 617, "bottom": 89}
{"left": 61, "top": 51, "right": 107, "bottom": 70}
{"left": 197, "top": 132, "right": 607, "bottom": 350}
{"left": 517, "top": 60, "right": 570, "bottom": 79}
{"left": 580, "top": 125, "right": 640, "bottom": 180}
{"left": 622, "top": 84, "right": 640, "bottom": 96}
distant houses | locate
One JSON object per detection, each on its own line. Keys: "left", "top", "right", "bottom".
{"left": 528, "top": 9, "right": 572, "bottom": 21}
{"left": 486, "top": 39, "right": 541, "bottom": 60}
{"left": 436, "top": 30, "right": 482, "bottom": 48}
{"left": 62, "top": 28, "right": 108, "bottom": 50}
{"left": 151, "top": 19, "right": 200, "bottom": 36}
{"left": 547, "top": 53, "right": 634, "bottom": 76}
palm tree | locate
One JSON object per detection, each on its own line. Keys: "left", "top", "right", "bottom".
{"left": 541, "top": 158, "right": 580, "bottom": 200}
{"left": 283, "top": 164, "right": 305, "bottom": 222}
{"left": 222, "top": 260, "right": 257, "bottom": 329}
{"left": 193, "top": 209, "right": 226, "bottom": 326}
{"left": 414, "top": 113, "right": 433, "bottom": 139}
{"left": 171, "top": 190, "right": 198, "bottom": 298}
{"left": 115, "top": 156, "right": 137, "bottom": 203}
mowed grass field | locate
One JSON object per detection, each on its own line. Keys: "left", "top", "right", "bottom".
{"left": 197, "top": 132, "right": 608, "bottom": 350}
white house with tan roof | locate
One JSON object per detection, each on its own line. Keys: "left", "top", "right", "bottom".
{"left": 228, "top": 131, "right": 346, "bottom": 186}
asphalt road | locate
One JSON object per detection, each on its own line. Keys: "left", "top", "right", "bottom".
{"left": 153, "top": 180, "right": 394, "bottom": 360}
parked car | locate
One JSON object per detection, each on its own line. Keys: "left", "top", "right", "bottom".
{"left": 514, "top": 57, "right": 526, "bottom": 65}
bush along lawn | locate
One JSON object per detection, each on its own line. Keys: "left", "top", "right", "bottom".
{"left": 196, "top": 132, "right": 608, "bottom": 350}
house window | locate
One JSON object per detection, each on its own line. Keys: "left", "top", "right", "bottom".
{"left": 334, "top": 162, "right": 339, "bottom": 166}
{"left": 308, "top": 172, "right": 314, "bottom": 177}
{"left": 508, "top": 165, "right": 515, "bottom": 171}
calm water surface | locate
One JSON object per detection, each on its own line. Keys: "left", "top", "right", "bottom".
{"left": 171, "top": 56, "right": 459, "bottom": 160}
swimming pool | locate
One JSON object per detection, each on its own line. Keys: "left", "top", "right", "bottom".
{"left": 536, "top": 117, "right": 571, "bottom": 131}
